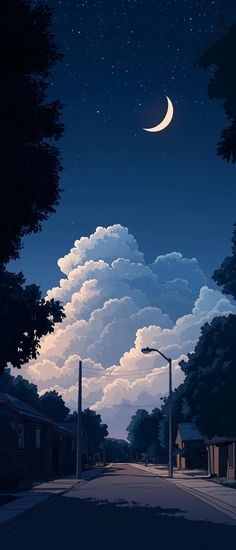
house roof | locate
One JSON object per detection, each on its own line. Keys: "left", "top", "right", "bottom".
{"left": 177, "top": 422, "right": 204, "bottom": 441}
{"left": 0, "top": 393, "right": 75, "bottom": 437}
{"left": 60, "top": 422, "right": 77, "bottom": 434}
{"left": 205, "top": 436, "right": 236, "bottom": 445}
{"left": 0, "top": 392, "right": 50, "bottom": 423}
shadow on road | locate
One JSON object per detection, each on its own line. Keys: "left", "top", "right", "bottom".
{"left": 1, "top": 493, "right": 236, "bottom": 549}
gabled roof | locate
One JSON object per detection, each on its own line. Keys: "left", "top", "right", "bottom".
{"left": 177, "top": 422, "right": 204, "bottom": 441}
{"left": 0, "top": 392, "right": 49, "bottom": 423}
{"left": 0, "top": 393, "right": 76, "bottom": 437}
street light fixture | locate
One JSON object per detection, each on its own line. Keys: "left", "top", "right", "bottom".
{"left": 141, "top": 346, "right": 173, "bottom": 479}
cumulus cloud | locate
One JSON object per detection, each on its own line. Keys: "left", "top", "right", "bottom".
{"left": 22, "top": 225, "right": 236, "bottom": 439}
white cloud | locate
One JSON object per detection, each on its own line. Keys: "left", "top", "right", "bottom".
{"left": 22, "top": 225, "right": 236, "bottom": 439}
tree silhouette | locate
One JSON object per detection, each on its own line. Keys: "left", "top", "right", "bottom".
{"left": 213, "top": 223, "right": 236, "bottom": 300}
{"left": 0, "top": 0, "right": 65, "bottom": 376}
{"left": 127, "top": 409, "right": 153, "bottom": 459}
{"left": 0, "top": 368, "right": 40, "bottom": 409}
{"left": 0, "top": 270, "right": 65, "bottom": 375}
{"left": 104, "top": 438, "right": 130, "bottom": 463}
{"left": 1, "top": 0, "right": 63, "bottom": 264}
{"left": 66, "top": 409, "right": 108, "bottom": 462}
{"left": 197, "top": 22, "right": 236, "bottom": 162}
{"left": 179, "top": 314, "right": 236, "bottom": 438}
{"left": 40, "top": 390, "right": 69, "bottom": 422}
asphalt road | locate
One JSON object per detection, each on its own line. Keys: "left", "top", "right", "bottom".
{"left": 1, "top": 464, "right": 236, "bottom": 550}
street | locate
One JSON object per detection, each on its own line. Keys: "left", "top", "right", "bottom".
{"left": 1, "top": 464, "right": 236, "bottom": 550}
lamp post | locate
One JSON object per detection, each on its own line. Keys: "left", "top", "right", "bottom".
{"left": 141, "top": 346, "right": 173, "bottom": 479}
{"left": 76, "top": 359, "right": 82, "bottom": 479}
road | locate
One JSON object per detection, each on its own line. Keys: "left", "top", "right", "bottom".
{"left": 1, "top": 464, "right": 236, "bottom": 550}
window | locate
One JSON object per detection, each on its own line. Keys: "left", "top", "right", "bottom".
{"left": 228, "top": 443, "right": 234, "bottom": 468}
{"left": 18, "top": 423, "right": 24, "bottom": 449}
{"left": 35, "top": 428, "right": 42, "bottom": 449}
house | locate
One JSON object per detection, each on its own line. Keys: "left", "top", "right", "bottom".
{"left": 206, "top": 437, "right": 236, "bottom": 480}
{"left": 0, "top": 393, "right": 79, "bottom": 488}
{"left": 175, "top": 422, "right": 208, "bottom": 470}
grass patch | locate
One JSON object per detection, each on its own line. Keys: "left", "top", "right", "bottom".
{"left": 209, "top": 477, "right": 236, "bottom": 489}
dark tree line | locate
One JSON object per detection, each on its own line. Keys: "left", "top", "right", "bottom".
{"left": 0, "top": 369, "right": 69, "bottom": 421}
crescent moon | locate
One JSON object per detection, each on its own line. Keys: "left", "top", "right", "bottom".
{"left": 143, "top": 96, "right": 174, "bottom": 132}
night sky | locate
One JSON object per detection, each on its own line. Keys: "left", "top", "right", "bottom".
{"left": 11, "top": 0, "right": 236, "bottom": 294}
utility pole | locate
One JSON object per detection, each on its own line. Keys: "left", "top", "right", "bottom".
{"left": 168, "top": 358, "right": 173, "bottom": 479}
{"left": 76, "top": 359, "right": 82, "bottom": 479}
{"left": 141, "top": 347, "right": 173, "bottom": 478}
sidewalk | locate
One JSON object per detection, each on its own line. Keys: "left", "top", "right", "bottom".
{"left": 131, "top": 463, "right": 236, "bottom": 522}
{"left": 0, "top": 467, "right": 106, "bottom": 533}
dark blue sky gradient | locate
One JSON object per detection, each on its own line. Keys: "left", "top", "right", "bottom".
{"left": 10, "top": 0, "right": 236, "bottom": 295}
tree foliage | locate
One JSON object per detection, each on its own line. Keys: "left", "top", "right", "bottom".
{"left": 66, "top": 409, "right": 109, "bottom": 460}
{"left": 104, "top": 438, "right": 130, "bottom": 463}
{"left": 0, "top": 270, "right": 65, "bottom": 375}
{"left": 126, "top": 408, "right": 163, "bottom": 460}
{"left": 82, "top": 409, "right": 108, "bottom": 458}
{"left": 39, "top": 390, "right": 69, "bottom": 422}
{"left": 179, "top": 314, "right": 236, "bottom": 438}
{"left": 213, "top": 223, "right": 236, "bottom": 300}
{"left": 197, "top": 22, "right": 236, "bottom": 163}
{"left": 0, "top": 369, "right": 70, "bottom": 422}
{"left": 0, "top": 0, "right": 65, "bottom": 376}
{"left": 158, "top": 386, "right": 187, "bottom": 459}
{"left": 0, "top": 368, "right": 40, "bottom": 409}
{"left": 1, "top": 0, "right": 63, "bottom": 265}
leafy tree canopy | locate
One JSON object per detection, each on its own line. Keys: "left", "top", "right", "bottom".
{"left": 0, "top": 369, "right": 70, "bottom": 422}
{"left": 1, "top": 0, "right": 63, "bottom": 265}
{"left": 0, "top": 0, "right": 65, "bottom": 377}
{"left": 179, "top": 314, "right": 236, "bottom": 438}
{"left": 39, "top": 390, "right": 69, "bottom": 422}
{"left": 126, "top": 408, "right": 163, "bottom": 458}
{"left": 82, "top": 409, "right": 108, "bottom": 456}
{"left": 0, "top": 271, "right": 65, "bottom": 375}
{"left": 66, "top": 409, "right": 108, "bottom": 457}
{"left": 197, "top": 22, "right": 236, "bottom": 163}
{"left": 104, "top": 438, "right": 130, "bottom": 463}
{"left": 0, "top": 368, "right": 40, "bottom": 409}
{"left": 213, "top": 223, "right": 236, "bottom": 300}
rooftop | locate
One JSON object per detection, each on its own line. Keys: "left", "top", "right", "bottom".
{"left": 178, "top": 422, "right": 204, "bottom": 441}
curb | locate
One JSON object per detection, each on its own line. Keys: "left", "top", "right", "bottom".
{"left": 166, "top": 482, "right": 236, "bottom": 523}
{"left": 129, "top": 463, "right": 236, "bottom": 523}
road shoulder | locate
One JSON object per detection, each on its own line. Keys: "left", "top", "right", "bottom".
{"left": 129, "top": 463, "right": 236, "bottom": 523}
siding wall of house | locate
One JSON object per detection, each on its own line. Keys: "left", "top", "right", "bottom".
{"left": 0, "top": 401, "right": 78, "bottom": 488}
{"left": 208, "top": 441, "right": 236, "bottom": 480}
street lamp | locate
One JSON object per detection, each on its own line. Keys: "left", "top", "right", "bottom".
{"left": 76, "top": 359, "right": 82, "bottom": 479}
{"left": 141, "top": 346, "right": 173, "bottom": 479}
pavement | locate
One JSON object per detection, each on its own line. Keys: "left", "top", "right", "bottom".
{"left": 131, "top": 463, "right": 236, "bottom": 522}
{"left": 0, "top": 463, "right": 236, "bottom": 549}
{"left": 0, "top": 467, "right": 105, "bottom": 533}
